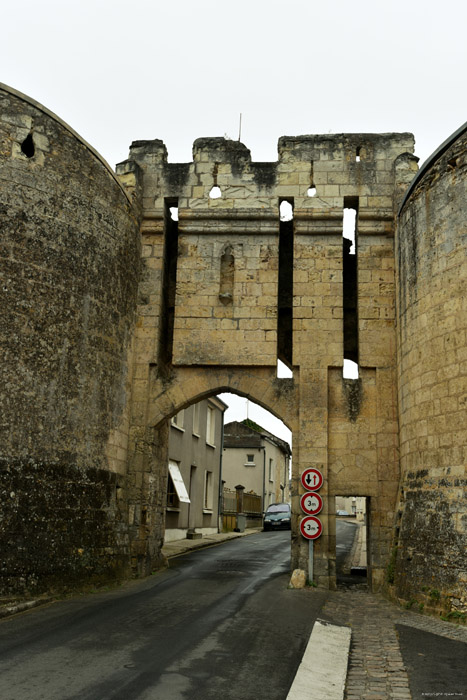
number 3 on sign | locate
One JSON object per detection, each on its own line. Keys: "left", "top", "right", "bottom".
{"left": 300, "top": 516, "right": 323, "bottom": 540}
{"left": 300, "top": 492, "right": 323, "bottom": 516}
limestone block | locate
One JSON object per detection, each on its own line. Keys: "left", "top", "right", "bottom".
{"left": 289, "top": 569, "right": 307, "bottom": 588}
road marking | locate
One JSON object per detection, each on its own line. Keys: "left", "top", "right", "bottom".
{"left": 286, "top": 619, "right": 351, "bottom": 700}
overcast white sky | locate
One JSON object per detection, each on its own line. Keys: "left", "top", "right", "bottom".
{"left": 3, "top": 0, "right": 466, "bottom": 169}
{"left": 2, "top": 0, "right": 465, "bottom": 443}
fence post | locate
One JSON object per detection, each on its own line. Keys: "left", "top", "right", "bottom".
{"left": 235, "top": 484, "right": 245, "bottom": 514}
{"left": 235, "top": 484, "right": 245, "bottom": 532}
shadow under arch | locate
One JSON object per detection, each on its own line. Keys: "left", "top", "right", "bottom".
{"left": 149, "top": 366, "right": 299, "bottom": 433}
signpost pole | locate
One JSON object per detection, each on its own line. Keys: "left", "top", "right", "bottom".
{"left": 300, "top": 468, "right": 322, "bottom": 585}
{"left": 308, "top": 540, "right": 313, "bottom": 584}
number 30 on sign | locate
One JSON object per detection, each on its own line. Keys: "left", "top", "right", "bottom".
{"left": 300, "top": 516, "right": 323, "bottom": 540}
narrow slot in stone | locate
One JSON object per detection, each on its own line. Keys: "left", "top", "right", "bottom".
{"left": 343, "top": 197, "right": 359, "bottom": 374}
{"left": 160, "top": 198, "right": 179, "bottom": 364}
{"left": 308, "top": 161, "right": 317, "bottom": 196}
{"left": 219, "top": 245, "right": 234, "bottom": 304}
{"left": 278, "top": 198, "right": 294, "bottom": 368}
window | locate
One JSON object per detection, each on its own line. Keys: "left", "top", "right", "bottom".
{"left": 167, "top": 475, "right": 179, "bottom": 508}
{"left": 204, "top": 471, "right": 213, "bottom": 510}
{"left": 269, "top": 458, "right": 274, "bottom": 482}
{"left": 206, "top": 405, "right": 215, "bottom": 445}
{"left": 192, "top": 403, "right": 200, "bottom": 436}
{"left": 167, "top": 461, "right": 190, "bottom": 506}
{"left": 171, "top": 410, "right": 184, "bottom": 430}
{"left": 245, "top": 454, "right": 255, "bottom": 466}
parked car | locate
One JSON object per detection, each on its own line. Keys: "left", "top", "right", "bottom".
{"left": 263, "top": 503, "right": 291, "bottom": 531}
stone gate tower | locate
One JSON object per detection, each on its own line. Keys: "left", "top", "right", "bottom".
{"left": 117, "top": 131, "right": 417, "bottom": 590}
{"left": 2, "top": 81, "right": 464, "bottom": 607}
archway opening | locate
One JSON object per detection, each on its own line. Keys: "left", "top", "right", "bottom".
{"left": 163, "top": 391, "right": 292, "bottom": 544}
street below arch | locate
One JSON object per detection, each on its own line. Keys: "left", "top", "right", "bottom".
{"left": 0, "top": 532, "right": 326, "bottom": 700}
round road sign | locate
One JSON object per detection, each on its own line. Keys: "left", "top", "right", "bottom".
{"left": 300, "top": 516, "right": 323, "bottom": 540}
{"left": 300, "top": 468, "right": 323, "bottom": 491}
{"left": 300, "top": 492, "right": 323, "bottom": 516}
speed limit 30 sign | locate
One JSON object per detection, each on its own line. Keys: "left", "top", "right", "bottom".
{"left": 300, "top": 516, "right": 323, "bottom": 540}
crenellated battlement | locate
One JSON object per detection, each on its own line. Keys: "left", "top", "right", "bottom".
{"left": 118, "top": 133, "right": 415, "bottom": 218}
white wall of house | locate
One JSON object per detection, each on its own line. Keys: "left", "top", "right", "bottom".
{"left": 165, "top": 396, "right": 226, "bottom": 541}
{"left": 222, "top": 426, "right": 290, "bottom": 509}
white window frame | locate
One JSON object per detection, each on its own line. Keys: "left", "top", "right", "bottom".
{"left": 192, "top": 402, "right": 200, "bottom": 436}
{"left": 206, "top": 405, "right": 215, "bottom": 446}
{"left": 204, "top": 470, "right": 213, "bottom": 511}
{"left": 171, "top": 409, "right": 185, "bottom": 431}
{"left": 245, "top": 453, "right": 256, "bottom": 466}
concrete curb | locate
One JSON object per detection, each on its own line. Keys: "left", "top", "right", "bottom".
{"left": 286, "top": 619, "right": 351, "bottom": 700}
{"left": 0, "top": 597, "right": 54, "bottom": 620}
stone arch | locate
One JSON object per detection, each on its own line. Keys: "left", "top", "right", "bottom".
{"left": 149, "top": 367, "right": 298, "bottom": 432}
{"left": 128, "top": 366, "right": 298, "bottom": 579}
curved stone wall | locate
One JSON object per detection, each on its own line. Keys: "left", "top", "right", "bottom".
{"left": 396, "top": 124, "right": 467, "bottom": 612}
{"left": 0, "top": 84, "right": 141, "bottom": 596}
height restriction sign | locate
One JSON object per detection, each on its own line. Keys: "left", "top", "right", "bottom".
{"left": 300, "top": 468, "right": 323, "bottom": 491}
{"left": 300, "top": 516, "right": 323, "bottom": 540}
{"left": 300, "top": 492, "right": 323, "bottom": 516}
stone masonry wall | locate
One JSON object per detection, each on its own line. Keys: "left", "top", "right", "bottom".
{"left": 395, "top": 126, "right": 467, "bottom": 612}
{"left": 3, "top": 79, "right": 465, "bottom": 603}
{"left": 0, "top": 85, "right": 141, "bottom": 597}
{"left": 119, "top": 132, "right": 415, "bottom": 589}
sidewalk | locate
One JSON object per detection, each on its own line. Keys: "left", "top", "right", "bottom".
{"left": 162, "top": 526, "right": 262, "bottom": 559}
{"left": 316, "top": 521, "right": 467, "bottom": 699}
{"left": 321, "top": 588, "right": 467, "bottom": 700}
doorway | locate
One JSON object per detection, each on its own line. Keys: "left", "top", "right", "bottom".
{"left": 335, "top": 495, "right": 369, "bottom": 587}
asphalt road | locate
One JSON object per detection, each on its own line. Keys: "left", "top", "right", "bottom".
{"left": 0, "top": 531, "right": 328, "bottom": 700}
{"left": 396, "top": 624, "right": 467, "bottom": 698}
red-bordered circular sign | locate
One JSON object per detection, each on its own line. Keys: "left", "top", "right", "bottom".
{"left": 300, "top": 492, "right": 323, "bottom": 516}
{"left": 300, "top": 468, "right": 323, "bottom": 491}
{"left": 300, "top": 516, "right": 323, "bottom": 540}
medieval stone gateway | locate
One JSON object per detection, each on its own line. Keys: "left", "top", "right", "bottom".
{"left": 1, "top": 82, "right": 465, "bottom": 614}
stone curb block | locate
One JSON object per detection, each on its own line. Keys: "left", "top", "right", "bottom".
{"left": 0, "top": 597, "right": 53, "bottom": 620}
{"left": 286, "top": 619, "right": 351, "bottom": 700}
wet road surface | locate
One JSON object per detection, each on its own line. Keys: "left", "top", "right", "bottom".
{"left": 0, "top": 531, "right": 328, "bottom": 700}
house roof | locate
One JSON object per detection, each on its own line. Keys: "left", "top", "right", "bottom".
{"left": 223, "top": 419, "right": 291, "bottom": 456}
